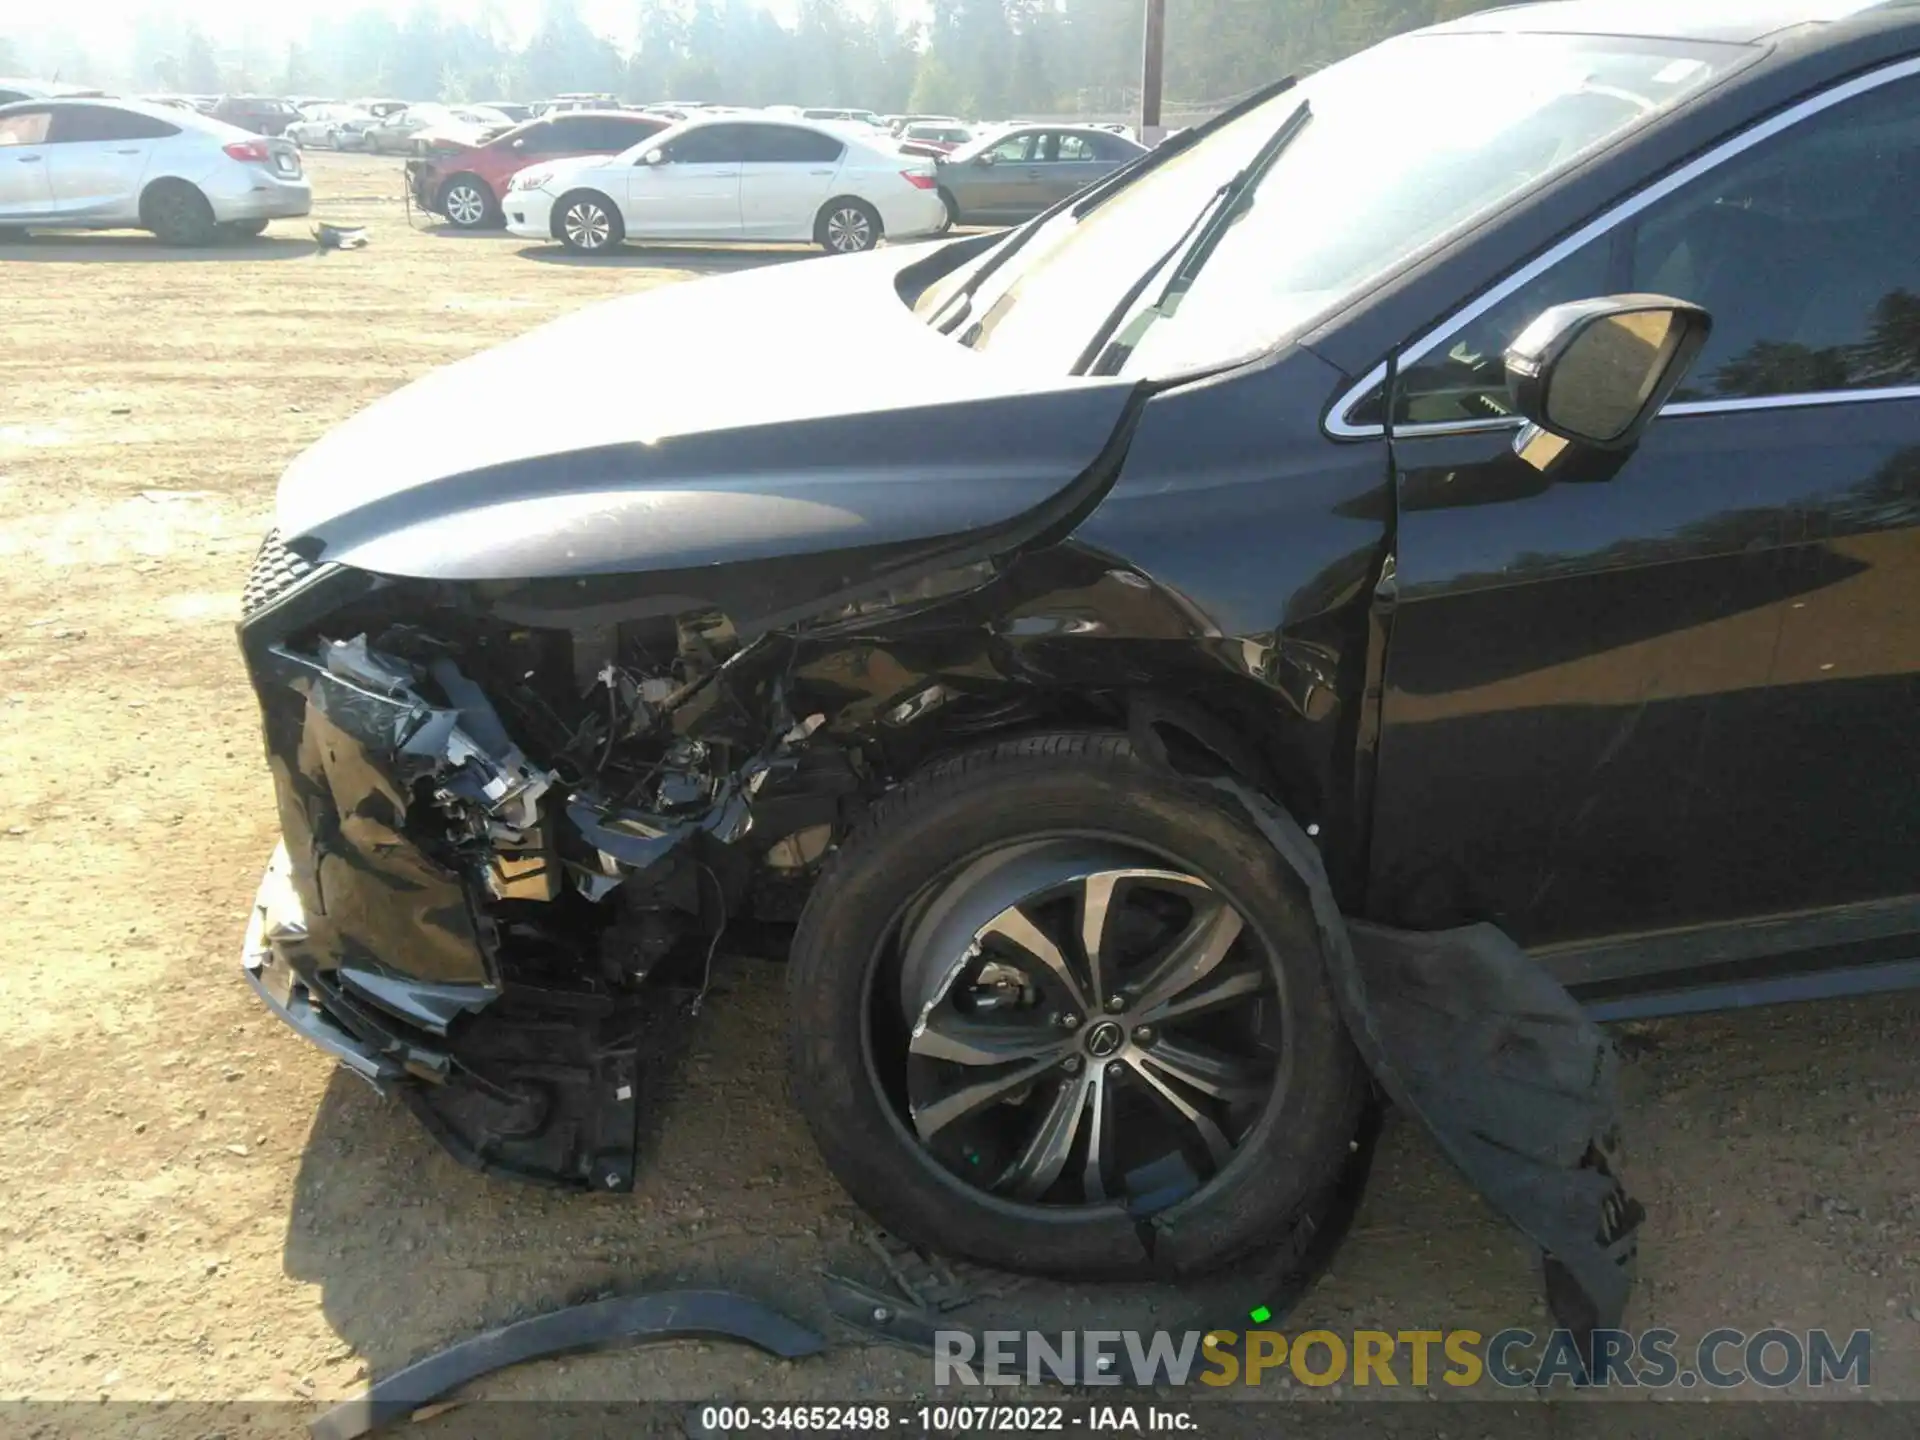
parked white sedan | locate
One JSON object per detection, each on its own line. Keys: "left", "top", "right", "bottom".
{"left": 0, "top": 97, "right": 310, "bottom": 244}
{"left": 503, "top": 114, "right": 947, "bottom": 255}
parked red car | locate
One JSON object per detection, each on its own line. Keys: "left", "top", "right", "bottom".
{"left": 895, "top": 121, "right": 973, "bottom": 160}
{"left": 407, "top": 110, "right": 671, "bottom": 230}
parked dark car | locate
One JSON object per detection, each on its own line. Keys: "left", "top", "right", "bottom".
{"left": 235, "top": 0, "right": 1920, "bottom": 1338}
{"left": 406, "top": 110, "right": 673, "bottom": 228}
{"left": 935, "top": 124, "right": 1146, "bottom": 224}
{"left": 212, "top": 95, "right": 300, "bottom": 136}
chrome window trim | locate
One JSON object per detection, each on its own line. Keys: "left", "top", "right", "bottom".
{"left": 1324, "top": 53, "right": 1920, "bottom": 441}
{"left": 1663, "top": 385, "right": 1920, "bottom": 416}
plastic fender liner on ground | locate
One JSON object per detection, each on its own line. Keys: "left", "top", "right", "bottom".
{"left": 1204, "top": 775, "right": 1642, "bottom": 1371}
{"left": 308, "top": 1290, "right": 826, "bottom": 1440}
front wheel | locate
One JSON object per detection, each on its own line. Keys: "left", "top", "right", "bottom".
{"left": 554, "top": 190, "right": 623, "bottom": 254}
{"left": 787, "top": 733, "right": 1368, "bottom": 1280}
{"left": 440, "top": 175, "right": 496, "bottom": 230}
{"left": 817, "top": 197, "right": 881, "bottom": 254}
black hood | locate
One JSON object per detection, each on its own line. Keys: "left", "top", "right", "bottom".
{"left": 279, "top": 246, "right": 1138, "bottom": 584}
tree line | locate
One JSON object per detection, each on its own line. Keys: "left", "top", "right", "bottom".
{"left": 8, "top": 0, "right": 1507, "bottom": 119}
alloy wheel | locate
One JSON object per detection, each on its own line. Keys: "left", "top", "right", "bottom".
{"left": 563, "top": 200, "right": 612, "bottom": 251}
{"left": 446, "top": 182, "right": 488, "bottom": 227}
{"left": 887, "top": 839, "right": 1287, "bottom": 1210}
{"left": 825, "top": 206, "right": 874, "bottom": 253}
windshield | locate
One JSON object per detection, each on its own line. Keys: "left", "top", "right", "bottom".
{"left": 918, "top": 30, "right": 1745, "bottom": 378}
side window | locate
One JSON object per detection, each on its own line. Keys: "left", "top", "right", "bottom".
{"left": 989, "top": 133, "right": 1034, "bottom": 163}
{"left": 48, "top": 106, "right": 120, "bottom": 142}
{"left": 667, "top": 125, "right": 752, "bottom": 164}
{"left": 1056, "top": 134, "right": 1097, "bottom": 162}
{"left": 544, "top": 117, "right": 598, "bottom": 151}
{"left": 1385, "top": 73, "right": 1920, "bottom": 426}
{"left": 600, "top": 118, "right": 656, "bottom": 151}
{"left": 0, "top": 109, "right": 52, "bottom": 145}
{"left": 746, "top": 125, "right": 843, "bottom": 163}
{"left": 90, "top": 109, "right": 179, "bottom": 141}
{"left": 510, "top": 122, "right": 556, "bottom": 153}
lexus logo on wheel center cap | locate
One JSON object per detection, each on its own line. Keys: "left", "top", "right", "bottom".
{"left": 1084, "top": 1020, "right": 1125, "bottom": 1059}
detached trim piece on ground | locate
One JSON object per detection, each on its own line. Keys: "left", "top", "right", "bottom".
{"left": 309, "top": 1289, "right": 826, "bottom": 1440}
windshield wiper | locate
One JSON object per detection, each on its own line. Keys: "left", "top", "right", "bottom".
{"left": 927, "top": 75, "right": 1299, "bottom": 336}
{"left": 1073, "top": 98, "right": 1311, "bottom": 377}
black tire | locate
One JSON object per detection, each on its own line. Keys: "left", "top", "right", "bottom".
{"left": 142, "top": 181, "right": 218, "bottom": 247}
{"left": 938, "top": 187, "right": 961, "bottom": 229}
{"left": 553, "top": 190, "right": 623, "bottom": 254}
{"left": 816, "top": 196, "right": 882, "bottom": 254}
{"left": 439, "top": 174, "right": 498, "bottom": 230}
{"left": 221, "top": 218, "right": 270, "bottom": 240}
{"left": 787, "top": 732, "right": 1368, "bottom": 1281}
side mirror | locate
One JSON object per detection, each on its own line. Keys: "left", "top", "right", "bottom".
{"left": 640, "top": 149, "right": 665, "bottom": 166}
{"left": 1504, "top": 295, "right": 1711, "bottom": 461}
{"left": 975, "top": 152, "right": 995, "bottom": 167}
{"left": 511, "top": 137, "right": 525, "bottom": 150}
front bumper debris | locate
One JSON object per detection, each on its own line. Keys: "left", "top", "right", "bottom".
{"left": 242, "top": 842, "right": 397, "bottom": 1089}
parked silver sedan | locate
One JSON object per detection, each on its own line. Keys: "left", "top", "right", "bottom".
{"left": 285, "top": 104, "right": 378, "bottom": 151}
{"left": 935, "top": 124, "right": 1147, "bottom": 225}
{"left": 0, "top": 96, "right": 309, "bottom": 243}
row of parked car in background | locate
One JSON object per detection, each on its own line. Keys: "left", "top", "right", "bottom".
{"left": 0, "top": 78, "right": 1155, "bottom": 252}
{"left": 401, "top": 104, "right": 1148, "bottom": 249}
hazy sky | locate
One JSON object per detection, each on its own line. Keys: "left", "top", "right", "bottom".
{"left": 14, "top": 0, "right": 807, "bottom": 53}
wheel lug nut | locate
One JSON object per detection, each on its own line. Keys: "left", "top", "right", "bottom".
{"left": 1057, "top": 1013, "right": 1081, "bottom": 1030}
{"left": 1104, "top": 994, "right": 1126, "bottom": 1014}
{"left": 1133, "top": 1025, "right": 1154, "bottom": 1046}
{"left": 1061, "top": 1055, "right": 1082, "bottom": 1074}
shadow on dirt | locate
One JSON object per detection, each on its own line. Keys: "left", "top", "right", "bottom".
{"left": 516, "top": 243, "right": 813, "bottom": 274}
{"left": 275, "top": 954, "right": 1522, "bottom": 1392}
{"left": 278, "top": 955, "right": 864, "bottom": 1380}
{"left": 0, "top": 232, "right": 316, "bottom": 262}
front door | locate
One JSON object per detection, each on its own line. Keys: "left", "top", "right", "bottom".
{"left": 1029, "top": 131, "right": 1110, "bottom": 209}
{"left": 971, "top": 131, "right": 1039, "bottom": 220}
{"left": 0, "top": 107, "right": 55, "bottom": 218}
{"left": 627, "top": 122, "right": 745, "bottom": 238}
{"left": 44, "top": 104, "right": 167, "bottom": 222}
{"left": 1368, "top": 67, "right": 1920, "bottom": 952}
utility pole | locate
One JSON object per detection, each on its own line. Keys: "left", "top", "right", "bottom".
{"left": 1140, "top": 0, "right": 1167, "bottom": 146}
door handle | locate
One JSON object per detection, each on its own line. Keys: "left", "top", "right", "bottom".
{"left": 808, "top": 169, "right": 832, "bottom": 176}
{"left": 114, "top": 147, "right": 140, "bottom": 155}
{"left": 17, "top": 154, "right": 42, "bottom": 163}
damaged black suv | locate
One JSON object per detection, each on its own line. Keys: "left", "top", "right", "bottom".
{"left": 239, "top": 0, "right": 1920, "bottom": 1333}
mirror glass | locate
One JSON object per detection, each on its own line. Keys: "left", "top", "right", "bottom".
{"left": 1545, "top": 309, "right": 1676, "bottom": 443}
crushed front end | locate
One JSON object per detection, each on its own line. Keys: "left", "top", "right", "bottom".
{"left": 234, "top": 532, "right": 855, "bottom": 1190}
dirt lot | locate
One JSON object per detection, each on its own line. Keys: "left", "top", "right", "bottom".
{"left": 1, "top": 150, "right": 1917, "bottom": 1423}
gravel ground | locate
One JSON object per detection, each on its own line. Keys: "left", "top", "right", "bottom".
{"left": 0, "top": 150, "right": 1914, "bottom": 1430}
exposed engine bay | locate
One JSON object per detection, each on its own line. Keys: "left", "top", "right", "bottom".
{"left": 239, "top": 543, "right": 1034, "bottom": 1189}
